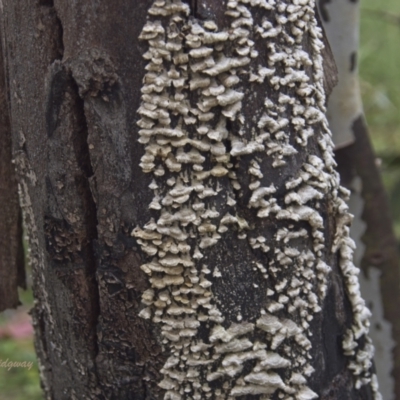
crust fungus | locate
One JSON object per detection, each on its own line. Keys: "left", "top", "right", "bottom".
{"left": 134, "top": 0, "right": 380, "bottom": 398}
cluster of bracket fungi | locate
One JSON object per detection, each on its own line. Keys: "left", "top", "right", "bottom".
{"left": 132, "top": 0, "right": 380, "bottom": 399}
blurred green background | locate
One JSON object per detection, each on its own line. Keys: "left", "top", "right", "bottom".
{"left": 0, "top": 1, "right": 399, "bottom": 398}
{"left": 360, "top": 0, "right": 400, "bottom": 239}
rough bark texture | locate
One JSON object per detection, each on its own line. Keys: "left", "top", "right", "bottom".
{"left": 1, "top": 1, "right": 165, "bottom": 398}
{"left": 0, "top": 27, "right": 25, "bottom": 312}
{"left": 336, "top": 117, "right": 400, "bottom": 400}
{"left": 0, "top": 1, "right": 379, "bottom": 399}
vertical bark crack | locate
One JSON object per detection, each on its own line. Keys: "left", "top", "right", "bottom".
{"left": 39, "top": 0, "right": 64, "bottom": 62}
{"left": 182, "top": 0, "right": 198, "bottom": 17}
{"left": 193, "top": 0, "right": 198, "bottom": 16}
{"left": 70, "top": 78, "right": 101, "bottom": 358}
{"left": 50, "top": 0, "right": 100, "bottom": 359}
{"left": 44, "top": 61, "right": 102, "bottom": 372}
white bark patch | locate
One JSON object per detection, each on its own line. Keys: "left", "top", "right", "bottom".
{"left": 359, "top": 267, "right": 395, "bottom": 400}
{"left": 347, "top": 178, "right": 394, "bottom": 400}
{"left": 321, "top": 0, "right": 388, "bottom": 396}
{"left": 320, "top": 0, "right": 363, "bottom": 148}
{"left": 135, "top": 0, "right": 379, "bottom": 398}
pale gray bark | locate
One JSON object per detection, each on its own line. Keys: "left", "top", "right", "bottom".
{"left": 319, "top": 1, "right": 400, "bottom": 398}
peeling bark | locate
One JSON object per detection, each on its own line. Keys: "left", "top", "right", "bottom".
{"left": 0, "top": 0, "right": 381, "bottom": 399}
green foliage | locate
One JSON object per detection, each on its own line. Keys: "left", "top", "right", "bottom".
{"left": 0, "top": 337, "right": 42, "bottom": 400}
{"left": 360, "top": 0, "right": 400, "bottom": 238}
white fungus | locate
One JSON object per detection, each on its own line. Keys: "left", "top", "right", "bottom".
{"left": 134, "top": 0, "right": 380, "bottom": 398}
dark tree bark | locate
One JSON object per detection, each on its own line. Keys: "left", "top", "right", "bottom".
{"left": 0, "top": 28, "right": 25, "bottom": 312}
{"left": 0, "top": 1, "right": 381, "bottom": 399}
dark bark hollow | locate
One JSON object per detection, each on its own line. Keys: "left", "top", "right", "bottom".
{"left": 0, "top": 0, "right": 380, "bottom": 399}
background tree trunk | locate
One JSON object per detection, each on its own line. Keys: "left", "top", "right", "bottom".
{"left": 335, "top": 120, "right": 400, "bottom": 400}
{"left": 319, "top": 1, "right": 400, "bottom": 398}
{"left": 0, "top": 1, "right": 381, "bottom": 399}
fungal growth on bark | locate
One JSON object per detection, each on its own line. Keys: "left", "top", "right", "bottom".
{"left": 133, "top": 0, "right": 380, "bottom": 398}
{"left": 320, "top": 1, "right": 398, "bottom": 399}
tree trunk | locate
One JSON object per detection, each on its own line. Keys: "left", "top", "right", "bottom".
{"left": 0, "top": 0, "right": 381, "bottom": 399}
{"left": 0, "top": 27, "right": 25, "bottom": 312}
{"left": 335, "top": 120, "right": 400, "bottom": 400}
{"left": 319, "top": 1, "right": 400, "bottom": 399}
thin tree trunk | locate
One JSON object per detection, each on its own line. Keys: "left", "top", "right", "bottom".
{"left": 0, "top": 0, "right": 381, "bottom": 399}
{"left": 335, "top": 121, "right": 400, "bottom": 400}
{"left": 319, "top": 1, "right": 400, "bottom": 398}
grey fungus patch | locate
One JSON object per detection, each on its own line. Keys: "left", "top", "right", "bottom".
{"left": 134, "top": 0, "right": 380, "bottom": 399}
